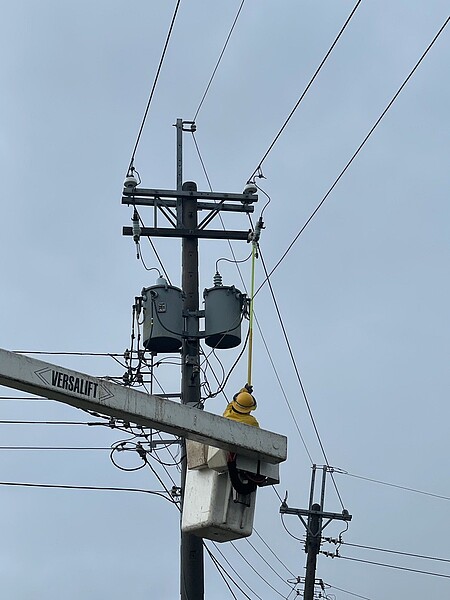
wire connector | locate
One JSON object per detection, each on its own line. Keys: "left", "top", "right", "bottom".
{"left": 132, "top": 209, "right": 141, "bottom": 258}
{"left": 248, "top": 216, "right": 265, "bottom": 244}
{"left": 320, "top": 550, "right": 340, "bottom": 558}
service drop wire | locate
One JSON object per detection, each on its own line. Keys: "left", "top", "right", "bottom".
{"left": 247, "top": 241, "right": 257, "bottom": 387}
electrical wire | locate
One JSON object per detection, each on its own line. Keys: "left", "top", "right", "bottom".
{"left": 247, "top": 0, "right": 363, "bottom": 182}
{"left": 142, "top": 379, "right": 182, "bottom": 485}
{"left": 204, "top": 544, "right": 253, "bottom": 600}
{"left": 107, "top": 418, "right": 181, "bottom": 503}
{"left": 324, "top": 584, "right": 373, "bottom": 600}
{"left": 145, "top": 459, "right": 181, "bottom": 510}
{"left": 190, "top": 139, "right": 321, "bottom": 600}
{"left": 0, "top": 446, "right": 111, "bottom": 451}
{"left": 285, "top": 585, "right": 300, "bottom": 600}
{"left": 216, "top": 253, "right": 252, "bottom": 272}
{"left": 137, "top": 211, "right": 173, "bottom": 284}
{"left": 272, "top": 485, "right": 284, "bottom": 503}
{"left": 230, "top": 541, "right": 289, "bottom": 598}
{"left": 0, "top": 396, "right": 51, "bottom": 402}
{"left": 0, "top": 420, "right": 110, "bottom": 426}
{"left": 128, "top": 0, "right": 182, "bottom": 172}
{"left": 255, "top": 15, "right": 450, "bottom": 296}
{"left": 0, "top": 481, "right": 172, "bottom": 497}
{"left": 256, "top": 319, "right": 314, "bottom": 464}
{"left": 110, "top": 442, "right": 147, "bottom": 472}
{"left": 198, "top": 347, "right": 229, "bottom": 404}
{"left": 206, "top": 549, "right": 240, "bottom": 600}
{"left": 334, "top": 469, "right": 450, "bottom": 502}
{"left": 206, "top": 329, "right": 250, "bottom": 398}
{"left": 192, "top": 133, "right": 315, "bottom": 461}
{"left": 12, "top": 351, "right": 124, "bottom": 356}
{"left": 258, "top": 247, "right": 345, "bottom": 509}
{"left": 193, "top": 0, "right": 246, "bottom": 121}
{"left": 255, "top": 183, "right": 271, "bottom": 218}
{"left": 244, "top": 536, "right": 294, "bottom": 587}
{"left": 137, "top": 243, "right": 162, "bottom": 275}
{"left": 338, "top": 541, "right": 450, "bottom": 565}
{"left": 147, "top": 444, "right": 180, "bottom": 487}
{"left": 253, "top": 528, "right": 297, "bottom": 578}
{"left": 191, "top": 132, "right": 248, "bottom": 293}
{"left": 280, "top": 514, "right": 304, "bottom": 543}
{"left": 208, "top": 542, "right": 261, "bottom": 600}
{"left": 339, "top": 555, "right": 450, "bottom": 580}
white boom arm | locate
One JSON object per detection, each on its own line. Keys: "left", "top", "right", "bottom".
{"left": 0, "top": 348, "right": 286, "bottom": 464}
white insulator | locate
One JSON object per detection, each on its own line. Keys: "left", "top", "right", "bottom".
{"left": 243, "top": 181, "right": 257, "bottom": 195}
{"left": 124, "top": 174, "right": 138, "bottom": 188}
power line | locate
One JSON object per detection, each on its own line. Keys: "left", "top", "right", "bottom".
{"left": 0, "top": 480, "right": 172, "bottom": 497}
{"left": 247, "top": 0, "right": 363, "bottom": 182}
{"left": 128, "top": 0, "right": 182, "bottom": 171}
{"left": 324, "top": 582, "right": 374, "bottom": 600}
{"left": 0, "top": 396, "right": 51, "bottom": 401}
{"left": 253, "top": 528, "right": 297, "bottom": 578}
{"left": 0, "top": 420, "right": 111, "bottom": 426}
{"left": 192, "top": 133, "right": 314, "bottom": 464}
{"left": 245, "top": 536, "right": 294, "bottom": 586}
{"left": 137, "top": 210, "right": 173, "bottom": 284}
{"left": 0, "top": 446, "right": 111, "bottom": 451}
{"left": 255, "top": 15, "right": 450, "bottom": 295}
{"left": 340, "top": 554, "right": 450, "bottom": 580}
{"left": 12, "top": 351, "right": 123, "bottom": 356}
{"left": 205, "top": 543, "right": 256, "bottom": 600}
{"left": 258, "top": 246, "right": 345, "bottom": 510}
{"left": 193, "top": 0, "right": 246, "bottom": 121}
{"left": 340, "top": 541, "right": 450, "bottom": 565}
{"left": 205, "top": 549, "right": 240, "bottom": 600}
{"left": 256, "top": 312, "right": 314, "bottom": 464}
{"left": 230, "top": 540, "right": 287, "bottom": 598}
{"left": 192, "top": 132, "right": 214, "bottom": 190}
{"left": 335, "top": 469, "right": 450, "bottom": 502}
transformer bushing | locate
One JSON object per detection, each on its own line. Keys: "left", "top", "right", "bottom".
{"left": 203, "top": 285, "right": 244, "bottom": 349}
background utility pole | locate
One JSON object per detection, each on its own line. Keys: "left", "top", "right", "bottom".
{"left": 122, "top": 118, "right": 258, "bottom": 600}
{"left": 280, "top": 466, "right": 352, "bottom": 600}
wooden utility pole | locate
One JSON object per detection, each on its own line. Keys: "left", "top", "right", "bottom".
{"left": 280, "top": 466, "right": 352, "bottom": 600}
{"left": 122, "top": 118, "right": 261, "bottom": 600}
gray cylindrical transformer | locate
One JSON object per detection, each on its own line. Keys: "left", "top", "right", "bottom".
{"left": 204, "top": 285, "right": 244, "bottom": 349}
{"left": 142, "top": 279, "right": 183, "bottom": 353}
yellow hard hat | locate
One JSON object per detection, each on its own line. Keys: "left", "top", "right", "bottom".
{"left": 232, "top": 390, "right": 257, "bottom": 414}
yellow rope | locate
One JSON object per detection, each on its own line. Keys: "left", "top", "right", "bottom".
{"left": 247, "top": 242, "right": 257, "bottom": 386}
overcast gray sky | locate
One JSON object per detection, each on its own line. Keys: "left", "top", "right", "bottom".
{"left": 1, "top": 1, "right": 449, "bottom": 599}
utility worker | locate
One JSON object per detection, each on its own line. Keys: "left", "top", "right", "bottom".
{"left": 223, "top": 386, "right": 259, "bottom": 427}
